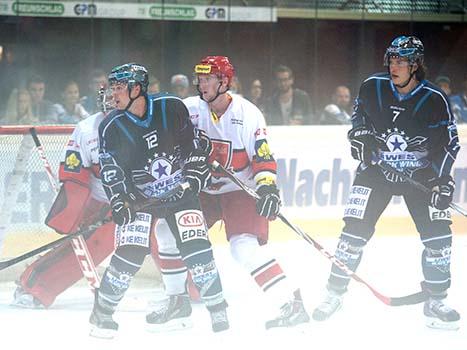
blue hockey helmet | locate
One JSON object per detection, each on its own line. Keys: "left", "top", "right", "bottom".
{"left": 108, "top": 63, "right": 149, "bottom": 94}
{"left": 384, "top": 36, "right": 424, "bottom": 66}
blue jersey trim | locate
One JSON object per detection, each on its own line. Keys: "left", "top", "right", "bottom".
{"left": 413, "top": 90, "right": 432, "bottom": 116}
{"left": 161, "top": 98, "right": 167, "bottom": 130}
{"left": 115, "top": 118, "right": 136, "bottom": 145}
{"left": 376, "top": 79, "right": 383, "bottom": 112}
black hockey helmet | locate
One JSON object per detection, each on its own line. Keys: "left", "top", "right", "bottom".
{"left": 108, "top": 63, "right": 149, "bottom": 94}
{"left": 383, "top": 36, "right": 424, "bottom": 67}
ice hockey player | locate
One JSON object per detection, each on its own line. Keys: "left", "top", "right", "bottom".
{"left": 146, "top": 56, "right": 310, "bottom": 331}
{"left": 312, "top": 35, "right": 461, "bottom": 330}
{"left": 12, "top": 87, "right": 199, "bottom": 309}
{"left": 90, "top": 63, "right": 228, "bottom": 338}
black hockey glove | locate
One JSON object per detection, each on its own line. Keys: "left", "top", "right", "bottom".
{"left": 429, "top": 175, "right": 455, "bottom": 210}
{"left": 183, "top": 148, "right": 212, "bottom": 196}
{"left": 256, "top": 184, "right": 281, "bottom": 220}
{"left": 110, "top": 192, "right": 136, "bottom": 226}
{"left": 347, "top": 126, "right": 378, "bottom": 165}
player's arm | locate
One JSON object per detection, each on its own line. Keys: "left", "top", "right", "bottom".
{"left": 427, "top": 95, "right": 460, "bottom": 210}
{"left": 98, "top": 119, "right": 136, "bottom": 226}
{"left": 247, "top": 107, "right": 281, "bottom": 220}
{"left": 347, "top": 80, "right": 378, "bottom": 165}
{"left": 174, "top": 98, "right": 212, "bottom": 196}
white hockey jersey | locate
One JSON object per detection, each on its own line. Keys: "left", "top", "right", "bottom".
{"left": 62, "top": 112, "right": 107, "bottom": 202}
{"left": 184, "top": 94, "right": 277, "bottom": 195}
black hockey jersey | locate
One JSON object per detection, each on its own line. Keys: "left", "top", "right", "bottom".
{"left": 98, "top": 93, "right": 196, "bottom": 200}
{"left": 352, "top": 73, "right": 460, "bottom": 182}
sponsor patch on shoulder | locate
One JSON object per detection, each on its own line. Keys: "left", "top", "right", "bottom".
{"left": 64, "top": 150, "right": 82, "bottom": 173}
{"left": 255, "top": 139, "right": 273, "bottom": 162}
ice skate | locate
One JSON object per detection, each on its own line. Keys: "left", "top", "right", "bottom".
{"left": 146, "top": 294, "right": 193, "bottom": 332}
{"left": 11, "top": 286, "right": 43, "bottom": 309}
{"left": 208, "top": 301, "right": 229, "bottom": 333}
{"left": 265, "top": 290, "right": 310, "bottom": 329}
{"left": 424, "top": 297, "right": 460, "bottom": 330}
{"left": 312, "top": 288, "right": 344, "bottom": 321}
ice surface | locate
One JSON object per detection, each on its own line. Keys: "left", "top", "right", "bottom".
{"left": 1, "top": 236, "right": 466, "bottom": 350}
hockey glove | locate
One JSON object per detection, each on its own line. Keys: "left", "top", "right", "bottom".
{"left": 183, "top": 148, "right": 212, "bottom": 196}
{"left": 347, "top": 126, "right": 378, "bottom": 165}
{"left": 110, "top": 192, "right": 136, "bottom": 226}
{"left": 256, "top": 184, "right": 281, "bottom": 220}
{"left": 429, "top": 175, "right": 455, "bottom": 210}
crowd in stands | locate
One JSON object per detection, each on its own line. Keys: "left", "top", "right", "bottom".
{"left": 1, "top": 59, "right": 466, "bottom": 126}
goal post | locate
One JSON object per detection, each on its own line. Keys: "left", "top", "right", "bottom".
{"left": 0, "top": 125, "right": 73, "bottom": 268}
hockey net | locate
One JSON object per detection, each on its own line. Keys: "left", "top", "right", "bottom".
{"left": 0, "top": 125, "right": 162, "bottom": 287}
{"left": 0, "top": 125, "right": 73, "bottom": 281}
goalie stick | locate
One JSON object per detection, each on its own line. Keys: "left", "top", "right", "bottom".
{"left": 211, "top": 160, "right": 428, "bottom": 306}
{"left": 0, "top": 181, "right": 190, "bottom": 271}
{"left": 375, "top": 159, "right": 467, "bottom": 217}
{"left": 29, "top": 127, "right": 101, "bottom": 290}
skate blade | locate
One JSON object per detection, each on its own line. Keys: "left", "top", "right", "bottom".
{"left": 89, "top": 326, "right": 117, "bottom": 339}
{"left": 425, "top": 317, "right": 460, "bottom": 331}
{"left": 146, "top": 317, "right": 193, "bottom": 333}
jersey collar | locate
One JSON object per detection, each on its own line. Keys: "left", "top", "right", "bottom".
{"left": 124, "top": 95, "right": 153, "bottom": 128}
{"left": 390, "top": 79, "right": 426, "bottom": 102}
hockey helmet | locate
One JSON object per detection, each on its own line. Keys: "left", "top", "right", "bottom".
{"left": 108, "top": 63, "right": 149, "bottom": 94}
{"left": 384, "top": 36, "right": 424, "bottom": 66}
{"left": 193, "top": 56, "right": 235, "bottom": 86}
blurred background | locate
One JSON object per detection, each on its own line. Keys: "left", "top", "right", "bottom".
{"left": 0, "top": 0, "right": 466, "bottom": 125}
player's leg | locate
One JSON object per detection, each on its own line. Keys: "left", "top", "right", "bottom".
{"left": 146, "top": 218, "right": 193, "bottom": 331}
{"left": 215, "top": 190, "right": 309, "bottom": 329}
{"left": 149, "top": 218, "right": 200, "bottom": 302}
{"left": 404, "top": 187, "right": 460, "bottom": 330}
{"left": 13, "top": 220, "right": 115, "bottom": 308}
{"left": 164, "top": 196, "right": 229, "bottom": 333}
{"left": 89, "top": 212, "right": 152, "bottom": 338}
{"left": 313, "top": 167, "right": 392, "bottom": 321}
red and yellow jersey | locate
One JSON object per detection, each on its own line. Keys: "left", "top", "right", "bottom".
{"left": 59, "top": 112, "right": 107, "bottom": 202}
{"left": 184, "top": 93, "right": 277, "bottom": 194}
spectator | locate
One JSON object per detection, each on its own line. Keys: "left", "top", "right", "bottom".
{"left": 80, "top": 68, "right": 108, "bottom": 115}
{"left": 170, "top": 74, "right": 190, "bottom": 98}
{"left": 450, "top": 77, "right": 467, "bottom": 123}
{"left": 55, "top": 80, "right": 89, "bottom": 124}
{"left": 264, "top": 65, "right": 314, "bottom": 125}
{"left": 247, "top": 79, "right": 265, "bottom": 111}
{"left": 229, "top": 76, "right": 243, "bottom": 96}
{"left": 0, "top": 45, "right": 21, "bottom": 117}
{"left": 435, "top": 76, "right": 452, "bottom": 96}
{"left": 27, "top": 74, "right": 58, "bottom": 123}
{"left": 148, "top": 75, "right": 161, "bottom": 94}
{"left": 1, "top": 88, "right": 35, "bottom": 125}
{"left": 319, "top": 85, "right": 352, "bottom": 125}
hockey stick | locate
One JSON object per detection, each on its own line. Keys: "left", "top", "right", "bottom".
{"left": 211, "top": 160, "right": 428, "bottom": 306}
{"left": 0, "top": 182, "right": 189, "bottom": 271}
{"left": 29, "top": 127, "right": 101, "bottom": 290}
{"left": 375, "top": 159, "right": 467, "bottom": 217}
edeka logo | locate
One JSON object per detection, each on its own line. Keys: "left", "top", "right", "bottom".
{"left": 277, "top": 158, "right": 353, "bottom": 207}
{"left": 205, "top": 7, "right": 225, "bottom": 19}
{"left": 149, "top": 6, "right": 196, "bottom": 19}
{"left": 74, "top": 3, "right": 97, "bottom": 16}
{"left": 12, "top": 1, "right": 64, "bottom": 15}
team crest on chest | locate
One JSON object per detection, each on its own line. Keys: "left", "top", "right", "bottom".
{"left": 145, "top": 153, "right": 175, "bottom": 181}
{"left": 376, "top": 128, "right": 429, "bottom": 182}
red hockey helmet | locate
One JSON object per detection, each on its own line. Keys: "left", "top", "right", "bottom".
{"left": 194, "top": 56, "right": 235, "bottom": 86}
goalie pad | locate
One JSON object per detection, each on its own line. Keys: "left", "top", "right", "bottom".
{"left": 45, "top": 180, "right": 93, "bottom": 235}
